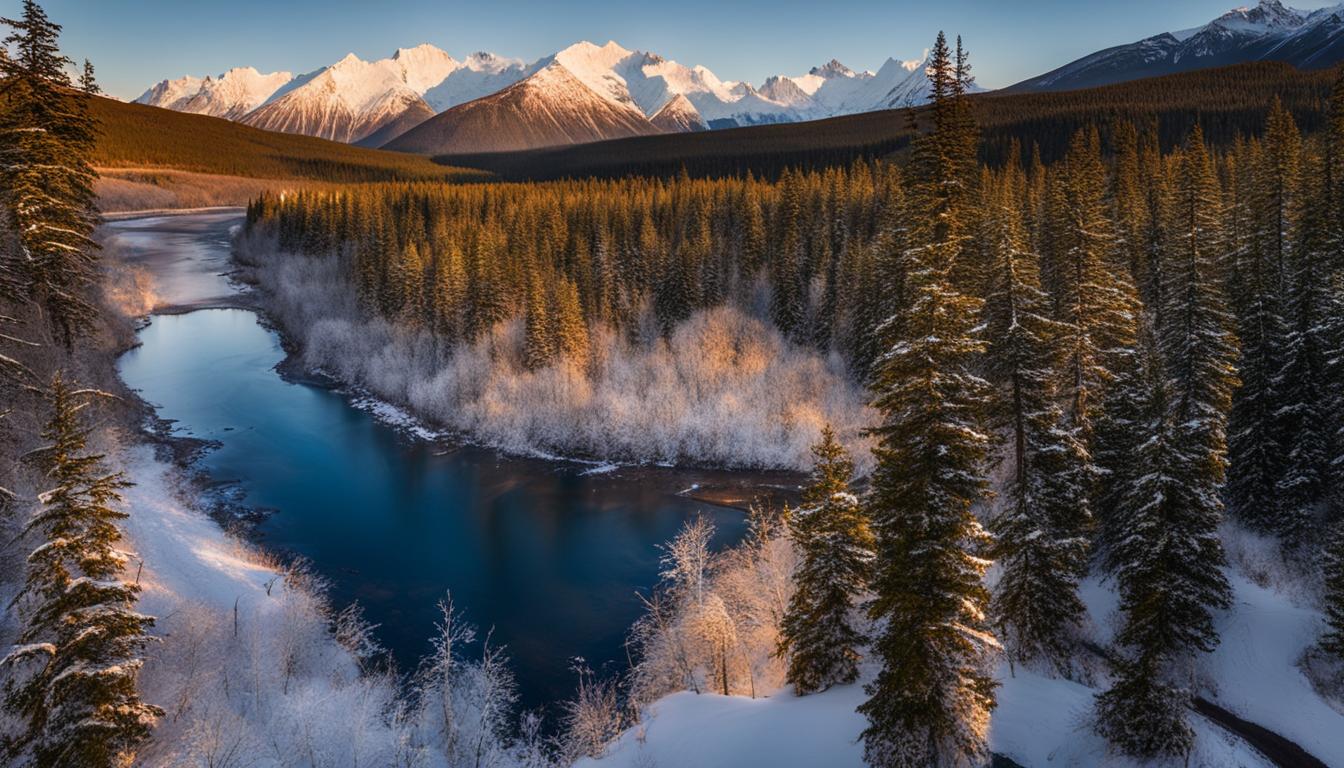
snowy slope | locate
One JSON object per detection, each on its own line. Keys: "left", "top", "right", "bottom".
{"left": 1015, "top": 0, "right": 1344, "bottom": 91}
{"left": 240, "top": 51, "right": 438, "bottom": 144}
{"left": 422, "top": 52, "right": 532, "bottom": 111}
{"left": 583, "top": 556, "right": 1344, "bottom": 768}
{"left": 136, "top": 67, "right": 293, "bottom": 119}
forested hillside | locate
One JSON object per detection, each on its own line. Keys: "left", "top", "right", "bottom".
{"left": 91, "top": 96, "right": 480, "bottom": 182}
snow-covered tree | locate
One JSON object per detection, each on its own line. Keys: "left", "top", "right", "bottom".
{"left": 2, "top": 374, "right": 161, "bottom": 767}
{"left": 411, "top": 594, "right": 519, "bottom": 768}
{"left": 859, "top": 31, "right": 998, "bottom": 768}
{"left": 980, "top": 162, "right": 1089, "bottom": 671}
{"left": 1228, "top": 101, "right": 1296, "bottom": 535}
{"left": 0, "top": 0, "right": 102, "bottom": 347}
{"left": 1094, "top": 329, "right": 1231, "bottom": 760}
{"left": 778, "top": 426, "right": 873, "bottom": 694}
{"left": 1049, "top": 128, "right": 1139, "bottom": 450}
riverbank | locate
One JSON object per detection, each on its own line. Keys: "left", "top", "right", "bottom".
{"left": 105, "top": 211, "right": 805, "bottom": 713}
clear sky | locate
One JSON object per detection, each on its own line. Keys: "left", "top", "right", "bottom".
{"left": 5, "top": 0, "right": 1341, "bottom": 101}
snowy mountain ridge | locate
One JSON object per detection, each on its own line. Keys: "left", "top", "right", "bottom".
{"left": 135, "top": 40, "right": 943, "bottom": 149}
{"left": 1015, "top": 0, "right": 1344, "bottom": 91}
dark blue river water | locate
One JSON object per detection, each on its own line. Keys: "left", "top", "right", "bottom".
{"left": 110, "top": 212, "right": 785, "bottom": 712}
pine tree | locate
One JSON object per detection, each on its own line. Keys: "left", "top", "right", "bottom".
{"left": 1273, "top": 151, "right": 1335, "bottom": 546}
{"left": 1228, "top": 108, "right": 1295, "bottom": 534}
{"left": 2, "top": 375, "right": 161, "bottom": 767}
{"left": 1161, "top": 125, "right": 1239, "bottom": 513}
{"left": 0, "top": 0, "right": 102, "bottom": 347}
{"left": 981, "top": 164, "right": 1089, "bottom": 670}
{"left": 859, "top": 32, "right": 998, "bottom": 768}
{"left": 552, "top": 277, "right": 589, "bottom": 369}
{"left": 77, "top": 59, "right": 98, "bottom": 95}
{"left": 1052, "top": 128, "right": 1139, "bottom": 448}
{"left": 1094, "top": 329, "right": 1231, "bottom": 760}
{"left": 778, "top": 426, "right": 873, "bottom": 695}
{"left": 523, "top": 276, "right": 553, "bottom": 371}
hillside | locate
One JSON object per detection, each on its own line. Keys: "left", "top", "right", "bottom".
{"left": 427, "top": 62, "right": 1337, "bottom": 180}
{"left": 91, "top": 95, "right": 479, "bottom": 183}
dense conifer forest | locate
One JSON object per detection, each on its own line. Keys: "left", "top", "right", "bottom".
{"left": 3, "top": 0, "right": 1344, "bottom": 762}
{"left": 247, "top": 35, "right": 1344, "bottom": 764}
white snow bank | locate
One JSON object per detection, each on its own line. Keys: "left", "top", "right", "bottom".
{"left": 582, "top": 661, "right": 1273, "bottom": 768}
{"left": 587, "top": 564, "right": 1344, "bottom": 768}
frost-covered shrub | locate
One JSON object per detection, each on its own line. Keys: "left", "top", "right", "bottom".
{"left": 235, "top": 235, "right": 875, "bottom": 472}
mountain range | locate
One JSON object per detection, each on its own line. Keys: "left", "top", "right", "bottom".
{"left": 136, "top": 1, "right": 1344, "bottom": 155}
{"left": 136, "top": 40, "right": 939, "bottom": 153}
{"left": 1013, "top": 0, "right": 1344, "bottom": 91}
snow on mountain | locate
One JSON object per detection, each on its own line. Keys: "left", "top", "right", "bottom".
{"left": 421, "top": 52, "right": 532, "bottom": 112}
{"left": 386, "top": 59, "right": 659, "bottom": 154}
{"left": 135, "top": 74, "right": 205, "bottom": 111}
{"left": 137, "top": 39, "right": 944, "bottom": 148}
{"left": 135, "top": 68, "right": 293, "bottom": 119}
{"left": 240, "top": 51, "right": 436, "bottom": 144}
{"left": 1015, "top": 0, "right": 1344, "bottom": 92}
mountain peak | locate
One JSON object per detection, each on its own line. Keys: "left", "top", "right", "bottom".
{"left": 808, "top": 59, "right": 854, "bottom": 79}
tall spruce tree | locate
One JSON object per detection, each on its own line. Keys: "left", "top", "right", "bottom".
{"left": 1052, "top": 128, "right": 1140, "bottom": 450}
{"left": 2, "top": 375, "right": 161, "bottom": 767}
{"left": 1095, "top": 325, "right": 1232, "bottom": 760}
{"left": 980, "top": 163, "right": 1089, "bottom": 670}
{"left": 1228, "top": 106, "right": 1295, "bottom": 535}
{"left": 1274, "top": 151, "right": 1336, "bottom": 546}
{"left": 778, "top": 426, "right": 873, "bottom": 695}
{"left": 0, "top": 0, "right": 102, "bottom": 346}
{"left": 859, "top": 32, "right": 998, "bottom": 768}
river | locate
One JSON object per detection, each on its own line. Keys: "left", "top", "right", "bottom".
{"left": 109, "top": 211, "right": 795, "bottom": 712}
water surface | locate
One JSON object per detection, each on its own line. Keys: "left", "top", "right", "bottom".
{"left": 111, "top": 213, "right": 781, "bottom": 711}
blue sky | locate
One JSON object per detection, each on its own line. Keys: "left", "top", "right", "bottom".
{"left": 6, "top": 0, "right": 1340, "bottom": 101}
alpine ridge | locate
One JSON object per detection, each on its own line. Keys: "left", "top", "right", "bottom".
{"left": 1013, "top": 0, "right": 1344, "bottom": 91}
{"left": 135, "top": 39, "right": 944, "bottom": 152}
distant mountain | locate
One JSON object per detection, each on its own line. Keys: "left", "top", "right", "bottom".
{"left": 1014, "top": 0, "right": 1344, "bottom": 92}
{"left": 136, "top": 67, "right": 294, "bottom": 120}
{"left": 239, "top": 49, "right": 445, "bottom": 144}
{"left": 385, "top": 59, "right": 659, "bottom": 154}
{"left": 136, "top": 40, "right": 951, "bottom": 151}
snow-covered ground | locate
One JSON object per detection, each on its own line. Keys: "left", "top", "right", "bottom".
{"left": 583, "top": 562, "right": 1344, "bottom": 768}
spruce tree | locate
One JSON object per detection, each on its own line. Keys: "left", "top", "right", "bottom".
{"left": 1094, "top": 328, "right": 1231, "bottom": 760}
{"left": 1052, "top": 128, "right": 1139, "bottom": 449}
{"left": 2, "top": 375, "right": 161, "bottom": 767}
{"left": 1161, "top": 125, "right": 1239, "bottom": 511}
{"left": 859, "top": 32, "right": 998, "bottom": 768}
{"left": 981, "top": 164, "right": 1089, "bottom": 670}
{"left": 1228, "top": 108, "right": 1294, "bottom": 534}
{"left": 0, "top": 0, "right": 102, "bottom": 346}
{"left": 778, "top": 426, "right": 873, "bottom": 695}
{"left": 1273, "top": 152, "right": 1335, "bottom": 547}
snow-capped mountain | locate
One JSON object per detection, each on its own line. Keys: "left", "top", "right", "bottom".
{"left": 136, "top": 67, "right": 294, "bottom": 120}
{"left": 1014, "top": 0, "right": 1344, "bottom": 92}
{"left": 137, "top": 40, "right": 946, "bottom": 152}
{"left": 387, "top": 60, "right": 661, "bottom": 154}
